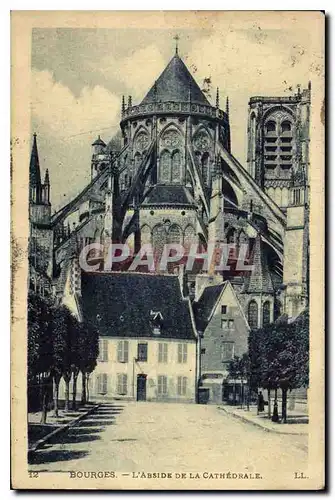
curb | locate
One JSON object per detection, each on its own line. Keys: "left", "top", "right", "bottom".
{"left": 28, "top": 403, "right": 101, "bottom": 454}
{"left": 218, "top": 406, "right": 308, "bottom": 436}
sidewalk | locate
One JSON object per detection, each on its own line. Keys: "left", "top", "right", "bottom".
{"left": 28, "top": 402, "right": 100, "bottom": 452}
{"left": 218, "top": 404, "right": 308, "bottom": 435}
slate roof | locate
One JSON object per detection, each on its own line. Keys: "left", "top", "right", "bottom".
{"left": 244, "top": 234, "right": 274, "bottom": 294}
{"left": 193, "top": 282, "right": 226, "bottom": 332}
{"left": 142, "top": 185, "right": 195, "bottom": 206}
{"left": 141, "top": 54, "right": 211, "bottom": 106}
{"left": 81, "top": 272, "right": 196, "bottom": 340}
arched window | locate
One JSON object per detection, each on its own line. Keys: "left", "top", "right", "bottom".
{"left": 171, "top": 150, "right": 182, "bottom": 184}
{"left": 262, "top": 301, "right": 271, "bottom": 326}
{"left": 152, "top": 224, "right": 166, "bottom": 262}
{"left": 160, "top": 150, "right": 170, "bottom": 183}
{"left": 281, "top": 120, "right": 292, "bottom": 133}
{"left": 265, "top": 121, "right": 276, "bottom": 134}
{"left": 134, "top": 152, "right": 142, "bottom": 170}
{"left": 248, "top": 300, "right": 258, "bottom": 330}
{"left": 201, "top": 152, "right": 210, "bottom": 185}
{"left": 167, "top": 224, "right": 182, "bottom": 245}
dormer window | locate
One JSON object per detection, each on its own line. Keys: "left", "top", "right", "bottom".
{"left": 150, "top": 310, "right": 163, "bottom": 335}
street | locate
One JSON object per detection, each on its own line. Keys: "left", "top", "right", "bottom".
{"left": 29, "top": 402, "right": 308, "bottom": 478}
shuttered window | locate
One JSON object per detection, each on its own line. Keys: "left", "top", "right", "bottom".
{"left": 158, "top": 343, "right": 168, "bottom": 363}
{"left": 137, "top": 343, "right": 148, "bottom": 362}
{"left": 98, "top": 339, "right": 108, "bottom": 362}
{"left": 157, "top": 375, "right": 168, "bottom": 396}
{"left": 117, "top": 340, "right": 129, "bottom": 363}
{"left": 177, "top": 376, "right": 187, "bottom": 396}
{"left": 177, "top": 343, "right": 187, "bottom": 363}
{"left": 96, "top": 373, "right": 108, "bottom": 394}
{"left": 117, "top": 374, "right": 128, "bottom": 395}
{"left": 221, "top": 342, "right": 234, "bottom": 362}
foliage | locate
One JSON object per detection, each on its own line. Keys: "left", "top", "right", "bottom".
{"left": 27, "top": 291, "right": 53, "bottom": 378}
{"left": 248, "top": 309, "right": 309, "bottom": 421}
{"left": 27, "top": 291, "right": 100, "bottom": 413}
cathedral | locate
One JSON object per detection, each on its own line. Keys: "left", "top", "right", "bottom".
{"left": 29, "top": 46, "right": 310, "bottom": 403}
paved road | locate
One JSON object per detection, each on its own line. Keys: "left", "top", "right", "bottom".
{"left": 29, "top": 402, "right": 308, "bottom": 483}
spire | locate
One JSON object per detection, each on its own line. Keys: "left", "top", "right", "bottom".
{"left": 29, "top": 133, "right": 41, "bottom": 188}
{"left": 128, "top": 95, "right": 132, "bottom": 108}
{"left": 173, "top": 34, "right": 180, "bottom": 56}
{"left": 122, "top": 95, "right": 126, "bottom": 114}
{"left": 44, "top": 168, "right": 50, "bottom": 185}
{"left": 226, "top": 96, "right": 230, "bottom": 117}
{"left": 216, "top": 87, "right": 220, "bottom": 108}
{"left": 244, "top": 233, "right": 274, "bottom": 294}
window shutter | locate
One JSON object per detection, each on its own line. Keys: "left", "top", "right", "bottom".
{"left": 102, "top": 374, "right": 108, "bottom": 394}
{"left": 178, "top": 344, "right": 182, "bottom": 363}
{"left": 124, "top": 341, "right": 129, "bottom": 363}
{"left": 103, "top": 340, "right": 108, "bottom": 361}
{"left": 177, "top": 376, "right": 181, "bottom": 395}
{"left": 183, "top": 377, "right": 187, "bottom": 395}
{"left": 117, "top": 341, "right": 123, "bottom": 362}
{"left": 183, "top": 344, "right": 187, "bottom": 363}
{"left": 164, "top": 344, "right": 168, "bottom": 363}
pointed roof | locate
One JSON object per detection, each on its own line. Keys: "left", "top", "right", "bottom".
{"left": 29, "top": 133, "right": 41, "bottom": 187}
{"left": 244, "top": 234, "right": 274, "bottom": 294}
{"left": 92, "top": 135, "right": 106, "bottom": 147}
{"left": 141, "top": 54, "right": 211, "bottom": 106}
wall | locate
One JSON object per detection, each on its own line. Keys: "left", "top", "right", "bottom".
{"left": 201, "top": 283, "right": 249, "bottom": 374}
{"left": 59, "top": 337, "right": 197, "bottom": 403}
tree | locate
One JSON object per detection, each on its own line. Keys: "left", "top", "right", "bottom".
{"left": 77, "top": 322, "right": 99, "bottom": 404}
{"left": 248, "top": 310, "right": 309, "bottom": 423}
{"left": 50, "top": 305, "right": 72, "bottom": 417}
{"left": 27, "top": 291, "right": 53, "bottom": 423}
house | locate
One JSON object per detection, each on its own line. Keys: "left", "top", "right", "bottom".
{"left": 66, "top": 270, "right": 198, "bottom": 403}
{"left": 194, "top": 280, "right": 250, "bottom": 403}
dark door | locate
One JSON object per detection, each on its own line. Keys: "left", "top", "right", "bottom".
{"left": 136, "top": 374, "right": 147, "bottom": 401}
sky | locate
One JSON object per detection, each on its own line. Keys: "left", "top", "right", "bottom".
{"left": 30, "top": 20, "right": 322, "bottom": 212}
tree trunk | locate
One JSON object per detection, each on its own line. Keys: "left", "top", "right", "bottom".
{"left": 40, "top": 376, "right": 49, "bottom": 424}
{"left": 281, "top": 387, "right": 288, "bottom": 423}
{"left": 233, "top": 382, "right": 236, "bottom": 405}
{"left": 52, "top": 374, "right": 61, "bottom": 417}
{"left": 81, "top": 371, "right": 87, "bottom": 404}
{"left": 72, "top": 371, "right": 79, "bottom": 410}
{"left": 63, "top": 373, "right": 71, "bottom": 411}
{"left": 267, "top": 388, "right": 271, "bottom": 418}
{"left": 240, "top": 381, "right": 244, "bottom": 409}
{"left": 86, "top": 374, "right": 90, "bottom": 403}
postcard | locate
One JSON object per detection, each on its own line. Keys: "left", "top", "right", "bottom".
{"left": 11, "top": 10, "right": 325, "bottom": 490}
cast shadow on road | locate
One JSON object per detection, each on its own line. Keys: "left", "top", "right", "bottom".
{"left": 28, "top": 449, "right": 88, "bottom": 465}
{"left": 28, "top": 404, "right": 125, "bottom": 466}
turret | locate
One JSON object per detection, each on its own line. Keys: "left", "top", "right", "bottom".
{"left": 91, "top": 135, "right": 109, "bottom": 179}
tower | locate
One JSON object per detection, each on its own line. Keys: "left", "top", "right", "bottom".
{"left": 29, "top": 134, "right": 53, "bottom": 285}
{"left": 91, "top": 135, "right": 109, "bottom": 179}
{"left": 281, "top": 160, "right": 309, "bottom": 318}
{"left": 246, "top": 84, "right": 311, "bottom": 212}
